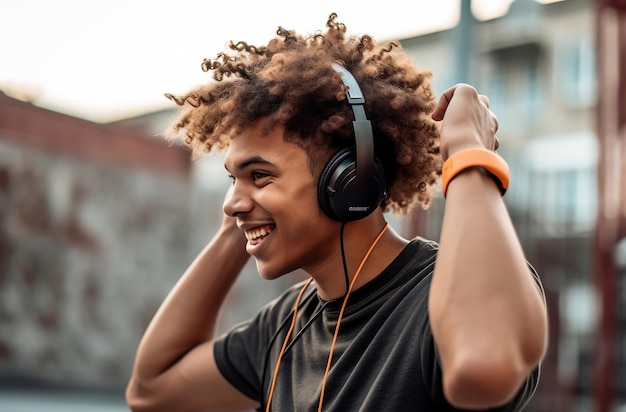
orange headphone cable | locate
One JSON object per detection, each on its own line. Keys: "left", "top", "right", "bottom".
{"left": 264, "top": 221, "right": 389, "bottom": 412}
{"left": 265, "top": 276, "right": 314, "bottom": 412}
{"left": 317, "top": 221, "right": 388, "bottom": 412}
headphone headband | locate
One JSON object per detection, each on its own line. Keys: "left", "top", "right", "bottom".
{"left": 331, "top": 63, "right": 365, "bottom": 105}
{"left": 331, "top": 64, "right": 374, "bottom": 190}
{"left": 317, "top": 64, "right": 386, "bottom": 222}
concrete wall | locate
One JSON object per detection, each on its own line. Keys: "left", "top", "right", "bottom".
{"left": 0, "top": 94, "right": 292, "bottom": 389}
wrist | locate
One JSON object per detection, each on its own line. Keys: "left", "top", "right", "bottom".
{"left": 439, "top": 133, "right": 484, "bottom": 161}
{"left": 441, "top": 148, "right": 509, "bottom": 197}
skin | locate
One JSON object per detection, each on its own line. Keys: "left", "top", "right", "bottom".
{"left": 430, "top": 84, "right": 547, "bottom": 408}
{"left": 125, "top": 83, "right": 548, "bottom": 412}
{"left": 222, "top": 122, "right": 408, "bottom": 300}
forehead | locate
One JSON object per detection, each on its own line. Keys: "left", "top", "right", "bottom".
{"left": 224, "top": 122, "right": 310, "bottom": 171}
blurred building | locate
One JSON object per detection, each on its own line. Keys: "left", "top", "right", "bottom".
{"left": 399, "top": 0, "right": 621, "bottom": 411}
{"left": 1, "top": 0, "right": 623, "bottom": 411}
{"left": 0, "top": 92, "right": 294, "bottom": 394}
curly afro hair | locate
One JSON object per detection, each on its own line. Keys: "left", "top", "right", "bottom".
{"left": 164, "top": 13, "right": 442, "bottom": 213}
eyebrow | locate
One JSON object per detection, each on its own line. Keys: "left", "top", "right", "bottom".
{"left": 224, "top": 155, "right": 275, "bottom": 172}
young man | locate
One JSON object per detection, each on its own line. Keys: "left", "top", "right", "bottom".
{"left": 126, "top": 13, "right": 547, "bottom": 412}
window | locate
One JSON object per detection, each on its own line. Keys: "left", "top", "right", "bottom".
{"left": 558, "top": 35, "right": 597, "bottom": 108}
{"left": 518, "top": 132, "right": 597, "bottom": 236}
{"left": 483, "top": 42, "right": 544, "bottom": 132}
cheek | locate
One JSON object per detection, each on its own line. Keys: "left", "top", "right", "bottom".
{"left": 298, "top": 187, "right": 328, "bottom": 220}
{"left": 280, "top": 178, "right": 321, "bottom": 212}
{"left": 270, "top": 181, "right": 330, "bottom": 231}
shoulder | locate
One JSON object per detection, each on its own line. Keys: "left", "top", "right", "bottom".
{"left": 411, "top": 236, "right": 439, "bottom": 253}
{"left": 400, "top": 236, "right": 439, "bottom": 273}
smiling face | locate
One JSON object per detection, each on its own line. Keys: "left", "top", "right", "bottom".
{"left": 223, "top": 121, "right": 341, "bottom": 279}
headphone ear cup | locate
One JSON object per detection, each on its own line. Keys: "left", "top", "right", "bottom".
{"left": 318, "top": 148, "right": 386, "bottom": 222}
{"left": 318, "top": 148, "right": 353, "bottom": 221}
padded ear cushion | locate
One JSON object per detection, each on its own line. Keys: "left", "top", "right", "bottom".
{"left": 318, "top": 148, "right": 386, "bottom": 222}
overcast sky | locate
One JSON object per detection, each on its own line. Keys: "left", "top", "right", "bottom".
{"left": 1, "top": 0, "right": 517, "bottom": 123}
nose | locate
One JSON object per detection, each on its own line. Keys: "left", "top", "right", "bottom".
{"left": 223, "top": 182, "right": 254, "bottom": 217}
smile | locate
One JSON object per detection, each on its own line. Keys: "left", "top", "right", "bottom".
{"left": 245, "top": 224, "right": 275, "bottom": 244}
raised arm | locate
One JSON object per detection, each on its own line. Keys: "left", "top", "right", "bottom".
{"left": 428, "top": 84, "right": 548, "bottom": 409}
{"left": 125, "top": 206, "right": 259, "bottom": 412}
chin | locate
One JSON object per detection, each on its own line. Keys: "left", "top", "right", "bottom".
{"left": 255, "top": 259, "right": 293, "bottom": 281}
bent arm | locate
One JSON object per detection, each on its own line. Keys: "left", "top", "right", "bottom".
{"left": 126, "top": 215, "right": 259, "bottom": 412}
{"left": 429, "top": 85, "right": 548, "bottom": 409}
{"left": 430, "top": 169, "right": 547, "bottom": 409}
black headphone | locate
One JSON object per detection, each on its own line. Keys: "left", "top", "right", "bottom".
{"left": 317, "top": 64, "right": 387, "bottom": 222}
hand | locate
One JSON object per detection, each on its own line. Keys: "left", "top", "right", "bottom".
{"left": 431, "top": 84, "right": 500, "bottom": 160}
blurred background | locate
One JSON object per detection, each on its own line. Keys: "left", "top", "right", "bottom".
{"left": 1, "top": 0, "right": 624, "bottom": 411}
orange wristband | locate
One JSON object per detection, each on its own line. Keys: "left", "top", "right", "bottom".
{"left": 441, "top": 148, "right": 509, "bottom": 197}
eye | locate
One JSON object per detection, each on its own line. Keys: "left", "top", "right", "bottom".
{"left": 252, "top": 171, "right": 271, "bottom": 181}
{"left": 251, "top": 171, "right": 273, "bottom": 184}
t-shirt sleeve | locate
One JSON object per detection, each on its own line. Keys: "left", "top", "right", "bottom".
{"left": 213, "top": 282, "right": 308, "bottom": 403}
{"left": 422, "top": 262, "right": 544, "bottom": 411}
{"left": 214, "top": 318, "right": 265, "bottom": 402}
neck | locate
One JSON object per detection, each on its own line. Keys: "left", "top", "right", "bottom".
{"left": 309, "top": 212, "right": 409, "bottom": 301}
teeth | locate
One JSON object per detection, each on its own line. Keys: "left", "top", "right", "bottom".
{"left": 245, "top": 225, "right": 274, "bottom": 241}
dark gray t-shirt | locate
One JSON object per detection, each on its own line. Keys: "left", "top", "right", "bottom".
{"left": 214, "top": 237, "right": 541, "bottom": 411}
